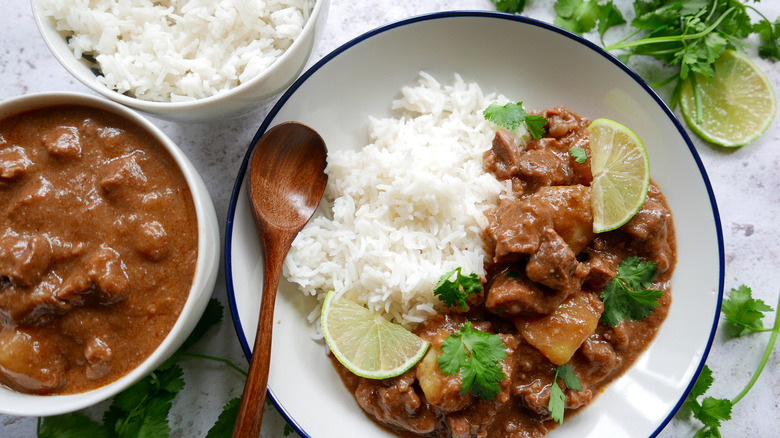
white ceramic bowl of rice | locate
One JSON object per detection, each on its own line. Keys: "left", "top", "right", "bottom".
{"left": 30, "top": 0, "right": 329, "bottom": 122}
{"left": 226, "top": 11, "right": 723, "bottom": 438}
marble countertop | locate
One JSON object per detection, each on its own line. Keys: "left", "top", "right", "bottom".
{"left": 2, "top": 1, "right": 780, "bottom": 437}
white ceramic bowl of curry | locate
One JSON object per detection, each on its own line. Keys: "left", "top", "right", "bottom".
{"left": 0, "top": 92, "right": 219, "bottom": 416}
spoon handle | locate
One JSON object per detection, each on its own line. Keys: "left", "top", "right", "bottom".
{"left": 232, "top": 227, "right": 296, "bottom": 438}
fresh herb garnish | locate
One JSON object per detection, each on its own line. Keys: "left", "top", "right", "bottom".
{"left": 492, "top": 0, "right": 527, "bottom": 14}
{"left": 483, "top": 101, "right": 548, "bottom": 140}
{"left": 678, "top": 286, "right": 779, "bottom": 436}
{"left": 600, "top": 256, "right": 663, "bottom": 327}
{"left": 548, "top": 363, "right": 582, "bottom": 425}
{"left": 554, "top": 0, "right": 625, "bottom": 39}
{"left": 437, "top": 322, "right": 508, "bottom": 401}
{"left": 36, "top": 299, "right": 253, "bottom": 438}
{"left": 434, "top": 267, "right": 482, "bottom": 310}
{"left": 569, "top": 146, "right": 588, "bottom": 163}
{"left": 721, "top": 284, "right": 774, "bottom": 337}
{"left": 490, "top": 0, "right": 779, "bottom": 144}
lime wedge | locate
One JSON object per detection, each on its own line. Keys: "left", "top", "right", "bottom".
{"left": 679, "top": 49, "right": 777, "bottom": 147}
{"left": 321, "top": 291, "right": 429, "bottom": 379}
{"left": 588, "top": 118, "right": 650, "bottom": 233}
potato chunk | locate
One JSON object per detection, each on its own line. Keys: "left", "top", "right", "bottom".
{"left": 515, "top": 292, "right": 603, "bottom": 365}
{"left": 0, "top": 328, "right": 65, "bottom": 393}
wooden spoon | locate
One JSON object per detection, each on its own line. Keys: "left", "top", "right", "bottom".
{"left": 232, "top": 122, "right": 328, "bottom": 437}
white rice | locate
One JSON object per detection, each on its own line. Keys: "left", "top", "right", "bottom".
{"left": 283, "top": 72, "right": 520, "bottom": 329}
{"left": 40, "top": 0, "right": 314, "bottom": 102}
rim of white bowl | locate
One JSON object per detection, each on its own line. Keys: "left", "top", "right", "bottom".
{"left": 29, "top": 0, "right": 328, "bottom": 112}
{"left": 224, "top": 11, "right": 725, "bottom": 438}
{"left": 0, "top": 91, "right": 219, "bottom": 416}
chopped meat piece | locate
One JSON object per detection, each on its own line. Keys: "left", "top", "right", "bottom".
{"left": 621, "top": 184, "right": 674, "bottom": 272}
{"left": 578, "top": 335, "right": 621, "bottom": 382}
{"left": 526, "top": 228, "right": 588, "bottom": 293}
{"left": 0, "top": 146, "right": 33, "bottom": 181}
{"left": 485, "top": 197, "right": 552, "bottom": 264}
{"left": 134, "top": 220, "right": 169, "bottom": 261}
{"left": 484, "top": 129, "right": 520, "bottom": 179}
{"left": 516, "top": 147, "right": 574, "bottom": 188}
{"left": 42, "top": 126, "right": 81, "bottom": 158}
{"left": 355, "top": 370, "right": 438, "bottom": 435}
{"left": 581, "top": 245, "right": 619, "bottom": 290}
{"left": 100, "top": 154, "right": 148, "bottom": 200}
{"left": 485, "top": 269, "right": 569, "bottom": 316}
{"left": 87, "top": 245, "right": 129, "bottom": 303}
{"left": 84, "top": 337, "right": 113, "bottom": 380}
{"left": 0, "top": 230, "right": 53, "bottom": 286}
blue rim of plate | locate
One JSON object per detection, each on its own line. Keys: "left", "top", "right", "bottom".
{"left": 225, "top": 10, "right": 725, "bottom": 438}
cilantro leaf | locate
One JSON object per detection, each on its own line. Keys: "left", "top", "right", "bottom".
{"left": 553, "top": 0, "right": 624, "bottom": 38}
{"left": 696, "top": 397, "right": 733, "bottom": 429}
{"left": 681, "top": 364, "right": 733, "bottom": 435}
{"left": 483, "top": 102, "right": 548, "bottom": 139}
{"left": 548, "top": 377, "right": 566, "bottom": 424}
{"left": 616, "top": 256, "right": 658, "bottom": 290}
{"left": 38, "top": 413, "right": 108, "bottom": 438}
{"left": 755, "top": 17, "right": 780, "bottom": 62}
{"left": 600, "top": 256, "right": 663, "bottom": 327}
{"left": 569, "top": 146, "right": 587, "bottom": 163}
{"left": 524, "top": 115, "right": 549, "bottom": 140}
{"left": 548, "top": 364, "right": 582, "bottom": 424}
{"left": 491, "top": 0, "right": 527, "bottom": 14}
{"left": 437, "top": 322, "right": 507, "bottom": 400}
{"left": 205, "top": 397, "right": 241, "bottom": 438}
{"left": 434, "top": 267, "right": 482, "bottom": 310}
{"left": 554, "top": 0, "right": 600, "bottom": 35}
{"left": 722, "top": 285, "right": 774, "bottom": 337}
{"left": 283, "top": 423, "right": 295, "bottom": 436}
{"left": 556, "top": 363, "right": 582, "bottom": 391}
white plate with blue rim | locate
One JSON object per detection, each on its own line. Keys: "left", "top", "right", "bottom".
{"left": 226, "top": 11, "right": 724, "bottom": 437}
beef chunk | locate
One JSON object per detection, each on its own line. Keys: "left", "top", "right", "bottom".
{"left": 87, "top": 245, "right": 129, "bottom": 303}
{"left": 486, "top": 269, "right": 569, "bottom": 317}
{"left": 100, "top": 154, "right": 148, "bottom": 201}
{"left": 0, "top": 229, "right": 52, "bottom": 286}
{"left": 526, "top": 228, "right": 588, "bottom": 293}
{"left": 42, "top": 126, "right": 82, "bottom": 158}
{"left": 484, "top": 129, "right": 520, "bottom": 180}
{"left": 621, "top": 183, "right": 674, "bottom": 272}
{"left": 0, "top": 146, "right": 33, "bottom": 181}
{"left": 355, "top": 370, "right": 438, "bottom": 435}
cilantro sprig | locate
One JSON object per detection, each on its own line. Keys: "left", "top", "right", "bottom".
{"left": 600, "top": 256, "right": 663, "bottom": 327}
{"left": 490, "top": 0, "right": 779, "bottom": 145}
{"left": 36, "top": 299, "right": 254, "bottom": 438}
{"left": 434, "top": 267, "right": 482, "bottom": 310}
{"left": 483, "top": 101, "right": 548, "bottom": 140}
{"left": 569, "top": 146, "right": 588, "bottom": 163}
{"left": 437, "top": 322, "right": 508, "bottom": 401}
{"left": 678, "top": 286, "right": 779, "bottom": 436}
{"left": 548, "top": 364, "right": 582, "bottom": 425}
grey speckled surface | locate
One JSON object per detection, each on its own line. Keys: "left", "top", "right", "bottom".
{"left": 2, "top": 1, "right": 780, "bottom": 437}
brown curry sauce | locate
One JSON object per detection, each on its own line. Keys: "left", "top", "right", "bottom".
{"left": 0, "top": 105, "right": 198, "bottom": 395}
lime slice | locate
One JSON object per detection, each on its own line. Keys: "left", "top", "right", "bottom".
{"left": 679, "top": 49, "right": 777, "bottom": 147}
{"left": 588, "top": 118, "right": 650, "bottom": 233}
{"left": 321, "top": 291, "right": 429, "bottom": 379}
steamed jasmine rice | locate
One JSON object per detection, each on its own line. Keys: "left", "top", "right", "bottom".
{"left": 284, "top": 73, "right": 517, "bottom": 328}
{"left": 40, "top": 0, "right": 314, "bottom": 102}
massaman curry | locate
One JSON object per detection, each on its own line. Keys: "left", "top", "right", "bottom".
{"left": 332, "top": 107, "right": 675, "bottom": 436}
{"left": 0, "top": 105, "right": 198, "bottom": 395}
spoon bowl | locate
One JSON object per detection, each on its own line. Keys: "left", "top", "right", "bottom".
{"left": 233, "top": 122, "right": 328, "bottom": 437}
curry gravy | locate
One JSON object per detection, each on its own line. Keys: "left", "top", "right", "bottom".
{"left": 0, "top": 105, "right": 197, "bottom": 395}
